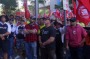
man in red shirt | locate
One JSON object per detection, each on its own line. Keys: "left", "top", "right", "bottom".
{"left": 24, "top": 18, "right": 39, "bottom": 59}
{"left": 66, "top": 17, "right": 87, "bottom": 59}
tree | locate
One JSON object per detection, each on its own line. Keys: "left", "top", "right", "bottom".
{"left": 38, "top": 0, "right": 44, "bottom": 4}
{"left": 0, "top": 0, "right": 17, "bottom": 14}
{"left": 38, "top": 0, "right": 46, "bottom": 15}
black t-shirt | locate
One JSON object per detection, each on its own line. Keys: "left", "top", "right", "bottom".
{"left": 16, "top": 25, "right": 25, "bottom": 39}
{"left": 55, "top": 29, "right": 63, "bottom": 48}
{"left": 9, "top": 24, "right": 14, "bottom": 38}
{"left": 40, "top": 26, "right": 56, "bottom": 49}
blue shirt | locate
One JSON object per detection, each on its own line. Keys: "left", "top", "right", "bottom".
{"left": 0, "top": 22, "right": 11, "bottom": 34}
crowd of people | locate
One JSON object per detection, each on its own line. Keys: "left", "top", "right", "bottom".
{"left": 0, "top": 14, "right": 90, "bottom": 59}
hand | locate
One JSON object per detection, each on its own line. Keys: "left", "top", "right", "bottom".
{"left": 0, "top": 35, "right": 5, "bottom": 40}
{"left": 32, "top": 29, "right": 37, "bottom": 34}
{"left": 39, "top": 42, "right": 45, "bottom": 48}
{"left": 66, "top": 45, "right": 69, "bottom": 50}
{"left": 79, "top": 42, "right": 84, "bottom": 47}
{"left": 14, "top": 36, "right": 16, "bottom": 39}
{"left": 0, "top": 34, "right": 2, "bottom": 37}
{"left": 39, "top": 42, "right": 43, "bottom": 47}
{"left": 1, "top": 36, "right": 5, "bottom": 40}
{"left": 0, "top": 34, "right": 5, "bottom": 40}
{"left": 24, "top": 30, "right": 29, "bottom": 34}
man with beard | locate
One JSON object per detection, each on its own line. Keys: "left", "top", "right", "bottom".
{"left": 39, "top": 19, "right": 56, "bottom": 59}
{"left": 66, "top": 17, "right": 87, "bottom": 59}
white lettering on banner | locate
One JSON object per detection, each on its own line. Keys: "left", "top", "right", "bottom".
{"left": 63, "top": 0, "right": 69, "bottom": 10}
{"left": 78, "top": 6, "right": 90, "bottom": 19}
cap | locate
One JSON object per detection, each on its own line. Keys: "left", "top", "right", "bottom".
{"left": 70, "top": 17, "right": 76, "bottom": 22}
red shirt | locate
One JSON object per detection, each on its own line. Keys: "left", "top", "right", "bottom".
{"left": 25, "top": 23, "right": 39, "bottom": 42}
{"left": 66, "top": 24, "right": 87, "bottom": 47}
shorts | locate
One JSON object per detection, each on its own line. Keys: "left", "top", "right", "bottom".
{"left": 0, "top": 39, "right": 8, "bottom": 53}
{"left": 16, "top": 39, "right": 24, "bottom": 49}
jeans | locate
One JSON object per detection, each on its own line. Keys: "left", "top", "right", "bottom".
{"left": 56, "top": 46, "right": 63, "bottom": 59}
{"left": 8, "top": 37, "right": 14, "bottom": 58}
{"left": 84, "top": 45, "right": 90, "bottom": 59}
{"left": 69, "top": 46, "right": 84, "bottom": 59}
{"left": 40, "top": 48, "right": 56, "bottom": 59}
{"left": 25, "top": 42, "right": 37, "bottom": 59}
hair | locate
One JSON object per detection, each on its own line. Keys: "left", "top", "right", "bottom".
{"left": 0, "top": 15, "right": 6, "bottom": 21}
{"left": 10, "top": 14, "right": 14, "bottom": 17}
{"left": 69, "top": 17, "right": 76, "bottom": 22}
{"left": 45, "top": 18, "right": 51, "bottom": 23}
{"left": 15, "top": 16, "right": 21, "bottom": 20}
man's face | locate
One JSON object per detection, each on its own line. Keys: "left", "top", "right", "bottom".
{"left": 40, "top": 19, "right": 44, "bottom": 25}
{"left": 21, "top": 21, "right": 24, "bottom": 25}
{"left": 56, "top": 24, "right": 60, "bottom": 29}
{"left": 30, "top": 19, "right": 34, "bottom": 24}
{"left": 44, "top": 20, "right": 50, "bottom": 26}
{"left": 1, "top": 17, "right": 6, "bottom": 22}
{"left": 70, "top": 21, "right": 76, "bottom": 26}
{"left": 10, "top": 16, "right": 14, "bottom": 19}
{"left": 9, "top": 20, "right": 13, "bottom": 24}
{"left": 67, "top": 20, "right": 70, "bottom": 25}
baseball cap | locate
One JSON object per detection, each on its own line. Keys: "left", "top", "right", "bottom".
{"left": 70, "top": 17, "right": 76, "bottom": 22}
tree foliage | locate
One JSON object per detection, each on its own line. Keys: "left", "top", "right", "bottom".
{"left": 0, "top": 0, "right": 17, "bottom": 14}
{"left": 38, "top": 0, "right": 44, "bottom": 4}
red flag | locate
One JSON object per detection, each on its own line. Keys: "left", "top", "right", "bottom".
{"left": 24, "top": 0, "right": 30, "bottom": 19}
{"left": 38, "top": 14, "right": 41, "bottom": 18}
{"left": 48, "top": 8, "right": 51, "bottom": 17}
{"left": 76, "top": 0, "right": 90, "bottom": 25}
{"left": 55, "top": 9, "right": 60, "bottom": 18}
{"left": 72, "top": 0, "right": 76, "bottom": 15}
{"left": 43, "top": 13, "right": 47, "bottom": 18}
{"left": 80, "top": 0, "right": 90, "bottom": 12}
{"left": 66, "top": 10, "right": 74, "bottom": 19}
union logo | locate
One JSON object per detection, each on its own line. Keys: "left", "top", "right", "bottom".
{"left": 78, "top": 6, "right": 90, "bottom": 19}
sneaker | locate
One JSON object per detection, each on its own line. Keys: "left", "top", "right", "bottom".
{"left": 10, "top": 56, "right": 13, "bottom": 59}
{"left": 15, "top": 55, "right": 20, "bottom": 59}
{"left": 25, "top": 57, "right": 27, "bottom": 59}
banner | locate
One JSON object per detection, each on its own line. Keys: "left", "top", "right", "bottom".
{"left": 66, "top": 10, "right": 74, "bottom": 19}
{"left": 63, "top": 0, "right": 70, "bottom": 10}
{"left": 76, "top": 0, "right": 90, "bottom": 25}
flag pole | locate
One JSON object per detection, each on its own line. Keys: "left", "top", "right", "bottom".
{"left": 64, "top": 10, "right": 67, "bottom": 31}
{"left": 62, "top": 1, "right": 67, "bottom": 57}
{"left": 35, "top": 0, "right": 39, "bottom": 23}
{"left": 63, "top": 0, "right": 69, "bottom": 32}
